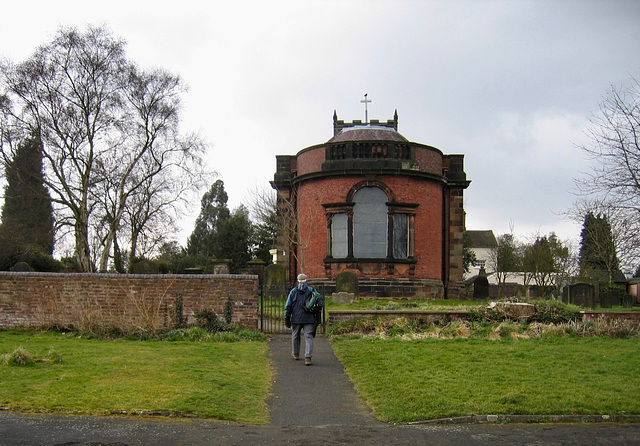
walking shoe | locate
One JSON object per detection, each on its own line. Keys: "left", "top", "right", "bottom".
{"left": 292, "top": 353, "right": 299, "bottom": 360}
{"left": 305, "top": 357, "right": 311, "bottom": 366}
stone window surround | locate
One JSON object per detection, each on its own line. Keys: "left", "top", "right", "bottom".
{"left": 323, "top": 179, "right": 418, "bottom": 264}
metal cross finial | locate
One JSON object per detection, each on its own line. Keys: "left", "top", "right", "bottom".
{"left": 360, "top": 93, "right": 371, "bottom": 124}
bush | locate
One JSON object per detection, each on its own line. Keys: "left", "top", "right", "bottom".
{"left": 224, "top": 297, "right": 233, "bottom": 324}
{"left": 194, "top": 309, "right": 227, "bottom": 333}
{"left": 531, "top": 300, "right": 581, "bottom": 324}
{"left": 185, "top": 326, "right": 209, "bottom": 341}
{"left": 4, "top": 347, "right": 35, "bottom": 366}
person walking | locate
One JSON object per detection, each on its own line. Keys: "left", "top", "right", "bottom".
{"left": 284, "top": 274, "right": 321, "bottom": 366}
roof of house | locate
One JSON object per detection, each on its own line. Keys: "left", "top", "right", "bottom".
{"left": 466, "top": 230, "right": 498, "bottom": 248}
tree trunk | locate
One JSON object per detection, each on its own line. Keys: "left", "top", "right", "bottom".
{"left": 75, "top": 220, "right": 93, "bottom": 272}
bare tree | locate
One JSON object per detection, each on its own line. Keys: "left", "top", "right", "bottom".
{"left": 573, "top": 76, "right": 640, "bottom": 273}
{"left": 251, "top": 183, "right": 325, "bottom": 275}
{"left": 0, "top": 26, "right": 209, "bottom": 271}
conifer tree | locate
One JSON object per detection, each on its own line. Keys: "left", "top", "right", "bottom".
{"left": 187, "top": 180, "right": 231, "bottom": 258}
{"left": 579, "top": 212, "right": 619, "bottom": 281}
{"left": 0, "top": 134, "right": 55, "bottom": 270}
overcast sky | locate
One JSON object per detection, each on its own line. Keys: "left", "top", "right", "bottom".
{"left": 1, "top": 0, "right": 639, "bottom": 247}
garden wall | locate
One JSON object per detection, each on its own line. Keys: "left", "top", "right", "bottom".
{"left": 0, "top": 272, "right": 259, "bottom": 331}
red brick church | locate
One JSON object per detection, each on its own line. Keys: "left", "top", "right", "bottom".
{"left": 271, "top": 109, "right": 470, "bottom": 299}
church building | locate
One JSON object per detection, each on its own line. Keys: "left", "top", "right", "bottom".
{"left": 271, "top": 109, "right": 470, "bottom": 299}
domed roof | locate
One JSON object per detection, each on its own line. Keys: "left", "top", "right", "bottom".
{"left": 328, "top": 125, "right": 408, "bottom": 143}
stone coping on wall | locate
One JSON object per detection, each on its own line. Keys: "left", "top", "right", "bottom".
{"left": 0, "top": 271, "right": 258, "bottom": 280}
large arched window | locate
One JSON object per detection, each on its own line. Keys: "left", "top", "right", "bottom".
{"left": 353, "top": 187, "right": 388, "bottom": 258}
{"left": 326, "top": 183, "right": 416, "bottom": 262}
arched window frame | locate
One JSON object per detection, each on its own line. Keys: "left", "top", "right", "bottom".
{"left": 324, "top": 180, "right": 417, "bottom": 262}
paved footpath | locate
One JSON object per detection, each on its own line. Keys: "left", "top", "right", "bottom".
{"left": 1, "top": 334, "right": 639, "bottom": 445}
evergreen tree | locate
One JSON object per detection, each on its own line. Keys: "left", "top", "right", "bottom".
{"left": 0, "top": 134, "right": 56, "bottom": 270}
{"left": 187, "top": 180, "right": 231, "bottom": 258}
{"left": 579, "top": 212, "right": 619, "bottom": 281}
{"left": 186, "top": 181, "right": 255, "bottom": 272}
{"left": 218, "top": 205, "right": 253, "bottom": 273}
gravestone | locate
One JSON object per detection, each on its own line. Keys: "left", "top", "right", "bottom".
{"left": 600, "top": 291, "right": 612, "bottom": 308}
{"left": 131, "top": 259, "right": 158, "bottom": 274}
{"left": 264, "top": 263, "right": 287, "bottom": 289}
{"left": 332, "top": 291, "right": 355, "bottom": 304}
{"left": 212, "top": 259, "right": 230, "bottom": 275}
{"left": 11, "top": 261, "right": 32, "bottom": 272}
{"left": 472, "top": 268, "right": 489, "bottom": 300}
{"left": 489, "top": 301, "right": 535, "bottom": 319}
{"left": 569, "top": 283, "right": 595, "bottom": 309}
{"left": 336, "top": 271, "right": 359, "bottom": 297}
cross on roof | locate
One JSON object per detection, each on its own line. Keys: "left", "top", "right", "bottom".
{"left": 360, "top": 93, "right": 371, "bottom": 124}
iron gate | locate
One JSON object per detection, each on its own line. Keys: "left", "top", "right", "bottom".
{"left": 260, "top": 285, "right": 325, "bottom": 334}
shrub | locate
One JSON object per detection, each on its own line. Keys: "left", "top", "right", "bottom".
{"left": 4, "top": 347, "right": 35, "bottom": 366}
{"left": 185, "top": 326, "right": 210, "bottom": 341}
{"left": 224, "top": 297, "right": 233, "bottom": 324}
{"left": 532, "top": 300, "right": 581, "bottom": 324}
{"left": 173, "top": 296, "right": 185, "bottom": 329}
{"left": 466, "top": 307, "right": 505, "bottom": 324}
{"left": 194, "top": 309, "right": 226, "bottom": 333}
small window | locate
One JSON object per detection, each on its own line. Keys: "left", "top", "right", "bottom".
{"left": 393, "top": 213, "right": 408, "bottom": 259}
{"left": 474, "top": 260, "right": 486, "bottom": 269}
{"left": 331, "top": 213, "right": 348, "bottom": 258}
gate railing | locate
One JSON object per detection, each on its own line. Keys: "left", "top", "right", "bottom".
{"left": 260, "top": 285, "right": 325, "bottom": 334}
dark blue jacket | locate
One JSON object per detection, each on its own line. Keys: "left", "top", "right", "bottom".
{"left": 284, "top": 285, "right": 319, "bottom": 325}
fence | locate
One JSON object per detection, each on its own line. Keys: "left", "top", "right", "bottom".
{"left": 260, "top": 285, "right": 325, "bottom": 334}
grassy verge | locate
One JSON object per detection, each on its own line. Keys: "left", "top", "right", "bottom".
{"left": 331, "top": 335, "right": 640, "bottom": 423}
{"left": 327, "top": 298, "right": 486, "bottom": 311}
{"left": 0, "top": 330, "right": 271, "bottom": 424}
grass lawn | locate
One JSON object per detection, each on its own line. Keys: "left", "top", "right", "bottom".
{"left": 330, "top": 335, "right": 640, "bottom": 423}
{"left": 0, "top": 330, "right": 271, "bottom": 424}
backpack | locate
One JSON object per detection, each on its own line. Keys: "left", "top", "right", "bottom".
{"left": 304, "top": 288, "right": 324, "bottom": 313}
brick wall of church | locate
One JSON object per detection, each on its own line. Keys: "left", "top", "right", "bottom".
{"left": 0, "top": 272, "right": 259, "bottom": 330}
{"left": 295, "top": 174, "right": 444, "bottom": 280}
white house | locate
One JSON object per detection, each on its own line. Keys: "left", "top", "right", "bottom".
{"left": 465, "top": 230, "right": 497, "bottom": 280}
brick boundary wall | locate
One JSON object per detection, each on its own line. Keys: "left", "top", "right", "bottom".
{"left": 0, "top": 272, "right": 259, "bottom": 331}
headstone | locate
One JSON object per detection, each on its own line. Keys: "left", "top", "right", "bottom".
{"left": 336, "top": 271, "right": 359, "bottom": 297}
{"left": 131, "top": 259, "right": 158, "bottom": 274}
{"left": 264, "top": 264, "right": 287, "bottom": 289}
{"left": 490, "top": 302, "right": 535, "bottom": 320}
{"left": 332, "top": 292, "right": 355, "bottom": 304}
{"left": 600, "top": 292, "right": 612, "bottom": 308}
{"left": 212, "top": 260, "right": 230, "bottom": 275}
{"left": 473, "top": 268, "right": 489, "bottom": 300}
{"left": 11, "top": 261, "right": 32, "bottom": 272}
{"left": 529, "top": 286, "right": 541, "bottom": 298}
{"left": 569, "top": 283, "right": 595, "bottom": 309}
{"left": 623, "top": 294, "right": 634, "bottom": 308}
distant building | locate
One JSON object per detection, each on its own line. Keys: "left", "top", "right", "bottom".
{"left": 271, "top": 110, "right": 470, "bottom": 299}
{"left": 465, "top": 230, "right": 498, "bottom": 280}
